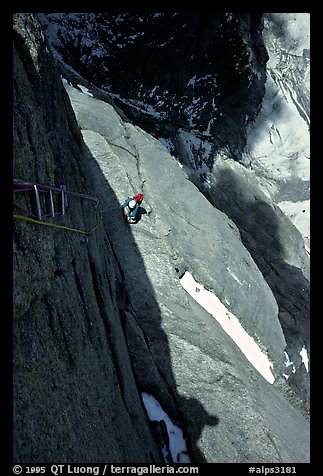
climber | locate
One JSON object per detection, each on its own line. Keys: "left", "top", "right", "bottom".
{"left": 121, "top": 193, "right": 144, "bottom": 223}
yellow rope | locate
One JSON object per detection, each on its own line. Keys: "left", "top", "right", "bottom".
{"left": 13, "top": 214, "right": 104, "bottom": 235}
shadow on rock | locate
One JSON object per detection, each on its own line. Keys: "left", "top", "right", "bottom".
{"left": 178, "top": 396, "right": 219, "bottom": 463}
{"left": 86, "top": 145, "right": 218, "bottom": 463}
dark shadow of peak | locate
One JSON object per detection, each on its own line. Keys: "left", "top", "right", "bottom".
{"left": 203, "top": 166, "right": 310, "bottom": 417}
{"left": 83, "top": 143, "right": 216, "bottom": 463}
{"left": 178, "top": 396, "right": 219, "bottom": 462}
{"left": 171, "top": 396, "right": 219, "bottom": 464}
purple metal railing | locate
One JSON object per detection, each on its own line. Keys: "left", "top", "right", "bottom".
{"left": 13, "top": 179, "right": 99, "bottom": 220}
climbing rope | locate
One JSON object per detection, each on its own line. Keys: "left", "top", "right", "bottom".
{"left": 13, "top": 213, "right": 104, "bottom": 235}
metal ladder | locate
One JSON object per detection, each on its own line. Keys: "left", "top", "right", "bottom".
{"left": 13, "top": 179, "right": 99, "bottom": 220}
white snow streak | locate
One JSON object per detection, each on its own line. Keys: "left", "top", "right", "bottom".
{"left": 180, "top": 272, "right": 275, "bottom": 384}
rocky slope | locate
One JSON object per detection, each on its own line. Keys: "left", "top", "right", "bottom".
{"left": 13, "top": 13, "right": 310, "bottom": 463}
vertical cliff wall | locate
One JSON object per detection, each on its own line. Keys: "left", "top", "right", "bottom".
{"left": 13, "top": 13, "right": 163, "bottom": 463}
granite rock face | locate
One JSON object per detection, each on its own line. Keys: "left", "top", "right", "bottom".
{"left": 201, "top": 157, "right": 310, "bottom": 414}
{"left": 13, "top": 13, "right": 310, "bottom": 464}
{"left": 63, "top": 76, "right": 310, "bottom": 464}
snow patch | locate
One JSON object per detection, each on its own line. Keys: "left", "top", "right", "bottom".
{"left": 77, "top": 84, "right": 93, "bottom": 97}
{"left": 299, "top": 346, "right": 309, "bottom": 372}
{"left": 109, "top": 92, "right": 166, "bottom": 119}
{"left": 284, "top": 351, "right": 296, "bottom": 374}
{"left": 180, "top": 272, "right": 275, "bottom": 384}
{"left": 177, "top": 129, "right": 212, "bottom": 174}
{"left": 141, "top": 393, "right": 191, "bottom": 463}
{"left": 246, "top": 73, "right": 310, "bottom": 181}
